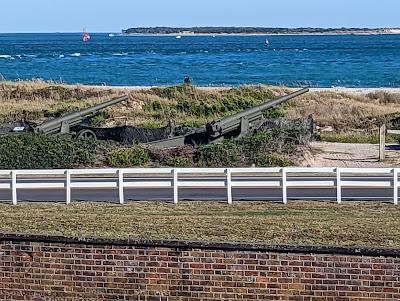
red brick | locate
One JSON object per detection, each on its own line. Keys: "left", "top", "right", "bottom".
{"left": 0, "top": 239, "right": 399, "bottom": 300}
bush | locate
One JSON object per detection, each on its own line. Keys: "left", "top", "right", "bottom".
{"left": 149, "top": 85, "right": 274, "bottom": 119}
{"left": 0, "top": 134, "right": 100, "bottom": 169}
{"left": 194, "top": 124, "right": 308, "bottom": 167}
{"left": 89, "top": 111, "right": 109, "bottom": 126}
{"left": 148, "top": 146, "right": 194, "bottom": 167}
{"left": 107, "top": 145, "right": 149, "bottom": 167}
{"left": 254, "top": 154, "right": 292, "bottom": 167}
{"left": 195, "top": 141, "right": 241, "bottom": 167}
{"left": 263, "top": 106, "right": 285, "bottom": 118}
{"left": 165, "top": 157, "right": 191, "bottom": 167}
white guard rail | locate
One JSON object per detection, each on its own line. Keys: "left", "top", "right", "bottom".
{"left": 0, "top": 167, "right": 398, "bottom": 205}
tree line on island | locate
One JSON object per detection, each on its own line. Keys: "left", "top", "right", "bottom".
{"left": 122, "top": 27, "right": 394, "bottom": 35}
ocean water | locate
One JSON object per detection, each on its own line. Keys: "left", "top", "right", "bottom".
{"left": 0, "top": 33, "right": 399, "bottom": 87}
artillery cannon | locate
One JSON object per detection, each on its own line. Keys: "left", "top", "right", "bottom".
{"left": 3, "top": 88, "right": 309, "bottom": 147}
{"left": 146, "top": 88, "right": 309, "bottom": 148}
{"left": 10, "top": 95, "right": 128, "bottom": 139}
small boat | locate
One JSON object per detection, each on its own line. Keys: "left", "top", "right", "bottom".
{"left": 82, "top": 28, "right": 90, "bottom": 42}
{"left": 176, "top": 35, "right": 182, "bottom": 39}
{"left": 108, "top": 34, "right": 115, "bottom": 37}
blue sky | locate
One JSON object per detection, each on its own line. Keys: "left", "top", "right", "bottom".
{"left": 1, "top": 0, "right": 399, "bottom": 33}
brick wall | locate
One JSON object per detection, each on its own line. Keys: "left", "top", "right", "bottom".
{"left": 0, "top": 234, "right": 400, "bottom": 300}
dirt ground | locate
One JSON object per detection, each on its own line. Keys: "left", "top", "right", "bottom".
{"left": 309, "top": 142, "right": 400, "bottom": 168}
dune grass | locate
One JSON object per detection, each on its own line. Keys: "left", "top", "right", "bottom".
{"left": 317, "top": 132, "right": 398, "bottom": 144}
{"left": 0, "top": 80, "right": 400, "bottom": 131}
{"left": 286, "top": 90, "right": 400, "bottom": 131}
{"left": 0, "top": 201, "right": 399, "bottom": 248}
{"left": 1, "top": 80, "right": 400, "bottom": 142}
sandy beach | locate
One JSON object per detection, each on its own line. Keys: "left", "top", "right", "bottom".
{"left": 74, "top": 84, "right": 400, "bottom": 95}
{"left": 310, "top": 87, "right": 400, "bottom": 95}
{"left": 46, "top": 81, "right": 400, "bottom": 94}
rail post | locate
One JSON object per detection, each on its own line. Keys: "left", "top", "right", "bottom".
{"left": 282, "top": 168, "right": 287, "bottom": 204}
{"left": 394, "top": 168, "right": 398, "bottom": 205}
{"left": 226, "top": 168, "right": 232, "bottom": 205}
{"left": 118, "top": 169, "right": 124, "bottom": 205}
{"left": 66, "top": 169, "right": 71, "bottom": 205}
{"left": 173, "top": 169, "right": 178, "bottom": 204}
{"left": 379, "top": 124, "right": 386, "bottom": 161}
{"left": 11, "top": 170, "right": 17, "bottom": 205}
{"left": 336, "top": 168, "right": 342, "bottom": 204}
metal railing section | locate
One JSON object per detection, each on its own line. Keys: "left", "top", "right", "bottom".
{"left": 0, "top": 167, "right": 398, "bottom": 205}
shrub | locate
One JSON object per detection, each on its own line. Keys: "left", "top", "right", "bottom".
{"left": 194, "top": 122, "right": 309, "bottom": 167}
{"left": 149, "top": 146, "right": 194, "bottom": 167}
{"left": 107, "top": 145, "right": 149, "bottom": 167}
{"left": 0, "top": 134, "right": 100, "bottom": 169}
{"left": 195, "top": 141, "right": 241, "bottom": 167}
{"left": 194, "top": 131, "right": 283, "bottom": 167}
{"left": 149, "top": 85, "right": 274, "bottom": 119}
{"left": 263, "top": 106, "right": 285, "bottom": 118}
{"left": 254, "top": 154, "right": 292, "bottom": 167}
{"left": 89, "top": 111, "right": 109, "bottom": 126}
{"left": 165, "top": 157, "right": 191, "bottom": 167}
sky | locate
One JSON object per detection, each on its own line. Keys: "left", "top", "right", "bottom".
{"left": 0, "top": 0, "right": 399, "bottom": 33}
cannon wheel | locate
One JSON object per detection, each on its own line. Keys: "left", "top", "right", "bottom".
{"left": 76, "top": 129, "right": 97, "bottom": 140}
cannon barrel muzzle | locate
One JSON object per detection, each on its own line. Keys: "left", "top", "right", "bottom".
{"left": 207, "top": 88, "right": 309, "bottom": 136}
{"left": 35, "top": 95, "right": 128, "bottom": 134}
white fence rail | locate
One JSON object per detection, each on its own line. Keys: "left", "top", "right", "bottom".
{"left": 0, "top": 167, "right": 399, "bottom": 205}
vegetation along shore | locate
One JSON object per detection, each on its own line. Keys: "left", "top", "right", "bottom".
{"left": 122, "top": 26, "right": 400, "bottom": 35}
{"left": 1, "top": 80, "right": 400, "bottom": 170}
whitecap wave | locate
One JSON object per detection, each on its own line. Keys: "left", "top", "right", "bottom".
{"left": 59, "top": 54, "right": 65, "bottom": 58}
{"left": 0, "top": 55, "right": 12, "bottom": 59}
{"left": 112, "top": 53, "right": 128, "bottom": 56}
{"left": 70, "top": 53, "right": 81, "bottom": 57}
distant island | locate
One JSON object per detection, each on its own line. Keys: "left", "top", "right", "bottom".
{"left": 122, "top": 27, "right": 400, "bottom": 35}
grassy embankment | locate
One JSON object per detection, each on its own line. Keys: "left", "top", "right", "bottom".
{"left": 0, "top": 201, "right": 400, "bottom": 248}
{"left": 1, "top": 80, "right": 400, "bottom": 170}
{"left": 0, "top": 81, "right": 304, "bottom": 168}
{"left": 286, "top": 89, "right": 400, "bottom": 143}
{"left": 2, "top": 80, "right": 399, "bottom": 140}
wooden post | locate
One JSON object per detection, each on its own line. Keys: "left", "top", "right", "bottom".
{"left": 379, "top": 124, "right": 386, "bottom": 162}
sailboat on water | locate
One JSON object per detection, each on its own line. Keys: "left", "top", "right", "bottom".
{"left": 82, "top": 28, "right": 91, "bottom": 42}
{"left": 265, "top": 36, "right": 270, "bottom": 45}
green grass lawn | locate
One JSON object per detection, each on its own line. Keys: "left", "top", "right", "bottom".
{"left": 0, "top": 201, "right": 399, "bottom": 248}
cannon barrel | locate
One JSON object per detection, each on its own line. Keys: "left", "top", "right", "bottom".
{"left": 34, "top": 95, "right": 128, "bottom": 135}
{"left": 207, "top": 88, "right": 309, "bottom": 136}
